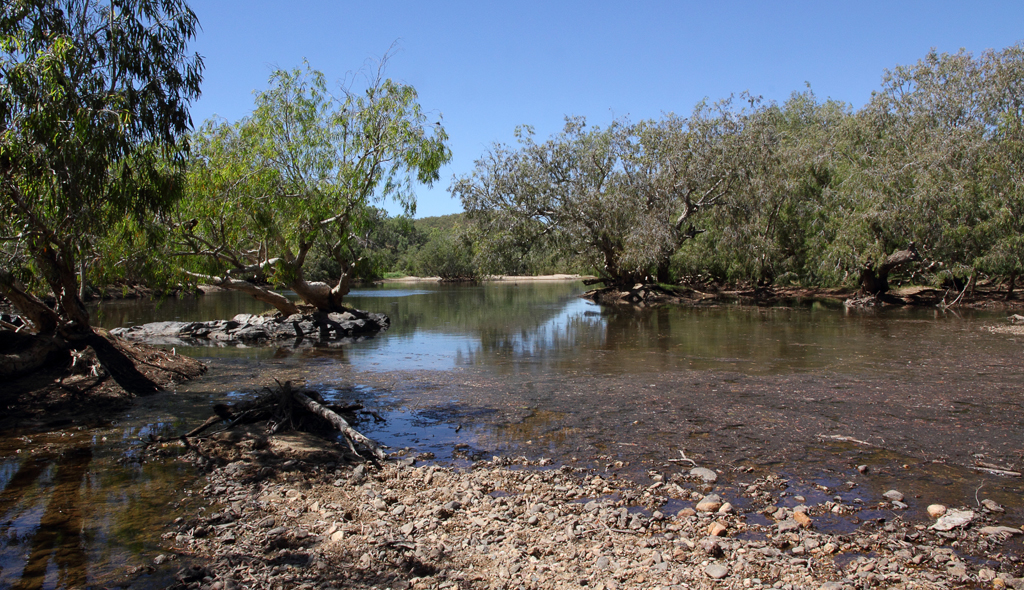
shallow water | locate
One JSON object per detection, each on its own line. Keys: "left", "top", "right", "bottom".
{"left": 2, "top": 281, "right": 1022, "bottom": 587}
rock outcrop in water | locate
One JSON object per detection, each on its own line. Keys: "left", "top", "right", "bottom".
{"left": 111, "top": 310, "right": 389, "bottom": 347}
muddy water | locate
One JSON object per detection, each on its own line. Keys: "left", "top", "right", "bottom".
{"left": 2, "top": 281, "right": 1022, "bottom": 587}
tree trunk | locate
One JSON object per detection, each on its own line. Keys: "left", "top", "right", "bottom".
{"left": 79, "top": 330, "right": 163, "bottom": 394}
{"left": 0, "top": 269, "right": 60, "bottom": 334}
{"left": 290, "top": 278, "right": 348, "bottom": 313}
{"left": 34, "top": 244, "right": 91, "bottom": 329}
{"left": 656, "top": 260, "right": 671, "bottom": 285}
{"left": 203, "top": 276, "right": 300, "bottom": 316}
{"left": 859, "top": 243, "right": 920, "bottom": 295}
{"left": 1007, "top": 272, "right": 1017, "bottom": 301}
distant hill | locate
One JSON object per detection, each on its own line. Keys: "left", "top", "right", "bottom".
{"left": 413, "top": 213, "right": 468, "bottom": 235}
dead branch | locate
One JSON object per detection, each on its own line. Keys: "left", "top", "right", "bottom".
{"left": 288, "top": 384, "right": 386, "bottom": 461}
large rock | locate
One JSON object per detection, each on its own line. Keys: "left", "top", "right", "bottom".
{"left": 112, "top": 310, "right": 389, "bottom": 347}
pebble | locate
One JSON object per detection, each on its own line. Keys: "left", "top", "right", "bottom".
{"left": 695, "top": 494, "right": 723, "bottom": 512}
{"left": 793, "top": 511, "right": 812, "bottom": 528}
{"left": 981, "top": 499, "right": 1005, "bottom": 512}
{"left": 978, "top": 526, "right": 1021, "bottom": 536}
{"left": 777, "top": 519, "right": 801, "bottom": 533}
{"left": 350, "top": 464, "right": 366, "bottom": 483}
{"left": 705, "top": 563, "right": 729, "bottom": 579}
{"left": 883, "top": 490, "right": 904, "bottom": 502}
{"left": 690, "top": 467, "right": 718, "bottom": 483}
{"left": 927, "top": 504, "right": 947, "bottom": 518}
{"left": 930, "top": 509, "right": 975, "bottom": 531}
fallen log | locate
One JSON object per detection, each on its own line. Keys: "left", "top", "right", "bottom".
{"left": 147, "top": 380, "right": 386, "bottom": 463}
{"left": 288, "top": 385, "right": 386, "bottom": 461}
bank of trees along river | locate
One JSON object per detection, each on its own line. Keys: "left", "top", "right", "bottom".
{"left": 2, "top": 0, "right": 1024, "bottom": 383}
{"left": 455, "top": 47, "right": 1024, "bottom": 296}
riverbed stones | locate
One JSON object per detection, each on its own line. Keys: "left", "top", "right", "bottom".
{"left": 927, "top": 504, "right": 947, "bottom": 518}
{"left": 160, "top": 448, "right": 1023, "bottom": 590}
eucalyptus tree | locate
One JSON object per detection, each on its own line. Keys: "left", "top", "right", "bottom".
{"left": 973, "top": 44, "right": 1024, "bottom": 297}
{"left": 173, "top": 62, "right": 450, "bottom": 314}
{"left": 825, "top": 48, "right": 1005, "bottom": 295}
{"left": 454, "top": 103, "right": 747, "bottom": 287}
{"left": 672, "top": 91, "right": 851, "bottom": 288}
{"left": 0, "top": 0, "right": 203, "bottom": 336}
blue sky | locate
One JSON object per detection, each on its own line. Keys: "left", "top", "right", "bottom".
{"left": 190, "top": 1, "right": 1024, "bottom": 218}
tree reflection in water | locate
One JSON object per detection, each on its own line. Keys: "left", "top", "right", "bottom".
{"left": 1, "top": 446, "right": 90, "bottom": 590}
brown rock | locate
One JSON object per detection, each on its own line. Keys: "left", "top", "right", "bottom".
{"left": 793, "top": 510, "right": 813, "bottom": 529}
{"left": 695, "top": 494, "right": 723, "bottom": 512}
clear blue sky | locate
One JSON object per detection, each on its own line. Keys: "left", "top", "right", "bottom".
{"left": 189, "top": 1, "right": 1024, "bottom": 219}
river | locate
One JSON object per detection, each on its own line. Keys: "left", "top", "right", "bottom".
{"left": 1, "top": 280, "right": 1022, "bottom": 588}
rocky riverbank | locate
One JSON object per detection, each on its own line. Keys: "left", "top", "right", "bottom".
{"left": 111, "top": 309, "right": 389, "bottom": 348}
{"left": 152, "top": 433, "right": 1023, "bottom": 590}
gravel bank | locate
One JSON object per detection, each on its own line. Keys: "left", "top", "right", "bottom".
{"left": 153, "top": 432, "right": 1023, "bottom": 590}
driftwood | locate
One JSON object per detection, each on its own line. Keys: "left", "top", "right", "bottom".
{"left": 288, "top": 384, "right": 386, "bottom": 461}
{"left": 148, "top": 380, "right": 385, "bottom": 462}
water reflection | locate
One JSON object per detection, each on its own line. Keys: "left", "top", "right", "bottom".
{"left": 0, "top": 446, "right": 90, "bottom": 590}
{"left": 92, "top": 281, "right": 1019, "bottom": 380}
{"left": 12, "top": 280, "right": 1015, "bottom": 583}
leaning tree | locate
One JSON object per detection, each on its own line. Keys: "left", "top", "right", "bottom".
{"left": 172, "top": 61, "right": 451, "bottom": 314}
{"left": 0, "top": 0, "right": 202, "bottom": 378}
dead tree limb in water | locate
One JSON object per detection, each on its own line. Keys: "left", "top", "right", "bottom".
{"left": 288, "top": 384, "right": 386, "bottom": 461}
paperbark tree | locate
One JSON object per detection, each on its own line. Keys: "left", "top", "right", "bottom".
{"left": 1, "top": 0, "right": 202, "bottom": 336}
{"left": 173, "top": 60, "right": 450, "bottom": 314}
{"left": 454, "top": 105, "right": 747, "bottom": 287}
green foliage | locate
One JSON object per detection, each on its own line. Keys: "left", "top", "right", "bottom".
{"left": 413, "top": 228, "right": 478, "bottom": 280}
{"left": 172, "top": 58, "right": 450, "bottom": 311}
{"left": 0, "top": 0, "right": 202, "bottom": 330}
{"left": 456, "top": 45, "right": 1024, "bottom": 295}
{"left": 453, "top": 102, "right": 760, "bottom": 286}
